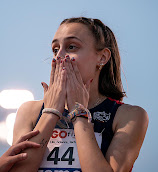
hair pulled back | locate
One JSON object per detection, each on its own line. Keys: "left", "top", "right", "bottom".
{"left": 60, "top": 17, "right": 126, "bottom": 101}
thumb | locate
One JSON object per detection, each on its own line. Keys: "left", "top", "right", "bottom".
{"left": 85, "top": 79, "right": 93, "bottom": 93}
{"left": 41, "top": 82, "right": 48, "bottom": 94}
{"left": 8, "top": 153, "right": 28, "bottom": 164}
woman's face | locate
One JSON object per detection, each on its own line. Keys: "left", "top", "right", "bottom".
{"left": 52, "top": 23, "right": 100, "bottom": 83}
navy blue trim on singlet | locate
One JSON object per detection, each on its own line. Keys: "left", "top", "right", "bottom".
{"left": 35, "top": 98, "right": 122, "bottom": 155}
{"left": 35, "top": 103, "right": 44, "bottom": 127}
{"left": 90, "top": 98, "right": 121, "bottom": 155}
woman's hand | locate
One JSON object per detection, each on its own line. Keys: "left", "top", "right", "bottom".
{"left": 0, "top": 130, "right": 40, "bottom": 172}
{"left": 41, "top": 58, "right": 67, "bottom": 113}
{"left": 64, "top": 56, "right": 91, "bottom": 112}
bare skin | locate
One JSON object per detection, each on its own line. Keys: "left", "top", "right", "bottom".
{"left": 11, "top": 23, "right": 149, "bottom": 172}
{"left": 11, "top": 58, "right": 66, "bottom": 172}
{"left": 0, "top": 130, "right": 40, "bottom": 172}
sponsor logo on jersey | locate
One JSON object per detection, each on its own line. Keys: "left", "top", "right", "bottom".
{"left": 93, "top": 111, "right": 111, "bottom": 122}
{"left": 52, "top": 130, "right": 75, "bottom": 139}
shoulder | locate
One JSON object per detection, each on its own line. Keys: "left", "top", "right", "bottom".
{"left": 17, "top": 100, "right": 44, "bottom": 126}
{"left": 106, "top": 104, "right": 149, "bottom": 171}
{"left": 13, "top": 100, "right": 43, "bottom": 143}
{"left": 113, "top": 104, "right": 149, "bottom": 133}
{"left": 17, "top": 100, "right": 43, "bottom": 116}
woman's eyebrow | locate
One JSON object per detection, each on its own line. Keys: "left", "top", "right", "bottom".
{"left": 52, "top": 36, "right": 83, "bottom": 44}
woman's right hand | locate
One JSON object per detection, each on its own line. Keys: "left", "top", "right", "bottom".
{"left": 41, "top": 57, "right": 67, "bottom": 114}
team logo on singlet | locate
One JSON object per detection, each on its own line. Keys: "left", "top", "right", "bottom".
{"left": 93, "top": 111, "right": 111, "bottom": 122}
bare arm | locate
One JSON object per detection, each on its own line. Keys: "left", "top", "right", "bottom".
{"left": 65, "top": 57, "right": 149, "bottom": 172}
{"left": 73, "top": 105, "right": 148, "bottom": 172}
{"left": 73, "top": 118, "right": 113, "bottom": 172}
{"left": 11, "top": 108, "right": 59, "bottom": 172}
{"left": 106, "top": 105, "right": 149, "bottom": 171}
{"left": 11, "top": 57, "right": 67, "bottom": 172}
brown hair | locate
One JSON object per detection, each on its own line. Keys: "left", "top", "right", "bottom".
{"left": 60, "top": 17, "right": 126, "bottom": 101}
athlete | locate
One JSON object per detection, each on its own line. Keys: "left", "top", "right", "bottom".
{"left": 11, "top": 17, "right": 149, "bottom": 172}
{"left": 0, "top": 130, "right": 40, "bottom": 172}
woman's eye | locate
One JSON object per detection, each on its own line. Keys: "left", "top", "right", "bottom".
{"left": 68, "top": 45, "right": 77, "bottom": 50}
{"left": 53, "top": 48, "right": 59, "bottom": 54}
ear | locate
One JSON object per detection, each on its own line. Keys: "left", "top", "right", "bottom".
{"left": 97, "top": 48, "right": 111, "bottom": 65}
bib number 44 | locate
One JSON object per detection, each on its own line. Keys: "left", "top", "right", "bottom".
{"left": 47, "top": 147, "right": 75, "bottom": 165}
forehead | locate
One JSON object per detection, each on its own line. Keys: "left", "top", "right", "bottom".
{"left": 53, "top": 23, "right": 94, "bottom": 42}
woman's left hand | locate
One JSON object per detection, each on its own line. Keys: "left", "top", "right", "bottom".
{"left": 64, "top": 57, "right": 91, "bottom": 112}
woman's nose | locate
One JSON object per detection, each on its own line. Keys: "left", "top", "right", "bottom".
{"left": 56, "top": 49, "right": 66, "bottom": 59}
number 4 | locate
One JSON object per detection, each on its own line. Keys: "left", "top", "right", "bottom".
{"left": 47, "top": 147, "right": 60, "bottom": 164}
{"left": 47, "top": 147, "right": 75, "bottom": 165}
{"left": 61, "top": 147, "right": 75, "bottom": 165}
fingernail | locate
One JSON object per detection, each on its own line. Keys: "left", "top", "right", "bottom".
{"left": 90, "top": 79, "right": 93, "bottom": 83}
{"left": 65, "top": 58, "right": 67, "bottom": 62}
{"left": 22, "top": 153, "right": 27, "bottom": 158}
{"left": 61, "top": 60, "right": 63, "bottom": 63}
{"left": 57, "top": 56, "right": 60, "bottom": 60}
{"left": 53, "top": 58, "right": 56, "bottom": 62}
{"left": 71, "top": 57, "right": 75, "bottom": 61}
{"left": 66, "top": 55, "right": 70, "bottom": 59}
{"left": 62, "top": 67, "right": 65, "bottom": 70}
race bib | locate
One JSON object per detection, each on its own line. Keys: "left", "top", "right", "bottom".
{"left": 38, "top": 129, "right": 102, "bottom": 172}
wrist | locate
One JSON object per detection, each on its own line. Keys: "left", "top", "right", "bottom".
{"left": 72, "top": 115, "right": 88, "bottom": 124}
{"left": 68, "top": 102, "right": 92, "bottom": 123}
{"left": 42, "top": 112, "right": 60, "bottom": 120}
{"left": 42, "top": 108, "right": 62, "bottom": 120}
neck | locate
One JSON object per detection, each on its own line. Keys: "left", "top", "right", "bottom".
{"left": 88, "top": 78, "right": 106, "bottom": 109}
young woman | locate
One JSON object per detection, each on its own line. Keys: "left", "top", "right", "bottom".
{"left": 11, "top": 17, "right": 148, "bottom": 172}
